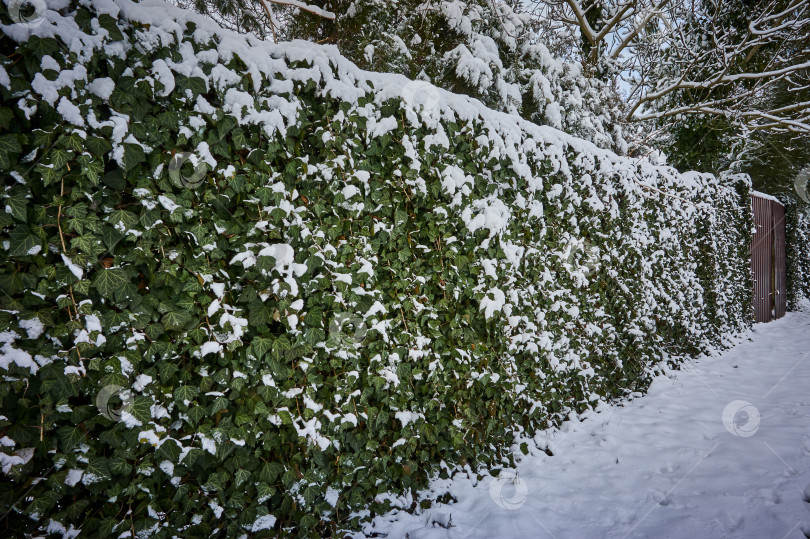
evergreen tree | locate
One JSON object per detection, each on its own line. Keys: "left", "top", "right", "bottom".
{"left": 647, "top": 0, "right": 810, "bottom": 182}
{"left": 175, "top": 0, "right": 628, "bottom": 152}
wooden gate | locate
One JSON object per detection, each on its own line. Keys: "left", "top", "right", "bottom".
{"left": 751, "top": 192, "right": 786, "bottom": 322}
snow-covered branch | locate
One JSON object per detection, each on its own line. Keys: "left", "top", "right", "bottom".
{"left": 562, "top": 0, "right": 597, "bottom": 45}
{"left": 531, "top": 0, "right": 810, "bottom": 136}
{"left": 609, "top": 0, "right": 672, "bottom": 60}
{"left": 263, "top": 0, "right": 335, "bottom": 20}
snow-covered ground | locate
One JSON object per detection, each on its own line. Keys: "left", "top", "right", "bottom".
{"left": 368, "top": 310, "right": 810, "bottom": 538}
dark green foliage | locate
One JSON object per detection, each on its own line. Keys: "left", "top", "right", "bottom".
{"left": 0, "top": 2, "right": 751, "bottom": 536}
{"left": 666, "top": 116, "right": 736, "bottom": 174}
{"left": 650, "top": 0, "right": 810, "bottom": 187}
{"left": 785, "top": 200, "right": 810, "bottom": 310}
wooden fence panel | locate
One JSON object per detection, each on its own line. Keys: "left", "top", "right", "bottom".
{"left": 750, "top": 193, "right": 786, "bottom": 322}
{"left": 751, "top": 195, "right": 773, "bottom": 323}
{"left": 772, "top": 202, "right": 787, "bottom": 319}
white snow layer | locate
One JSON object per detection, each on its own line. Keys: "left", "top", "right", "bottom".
{"left": 364, "top": 310, "right": 810, "bottom": 538}
{"left": 4, "top": 0, "right": 704, "bottom": 196}
{"left": 751, "top": 190, "right": 783, "bottom": 205}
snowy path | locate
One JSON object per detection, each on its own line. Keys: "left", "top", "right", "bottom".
{"left": 370, "top": 311, "right": 810, "bottom": 539}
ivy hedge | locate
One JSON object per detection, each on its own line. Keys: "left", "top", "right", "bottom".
{"left": 785, "top": 200, "right": 810, "bottom": 310}
{"left": 0, "top": 0, "right": 751, "bottom": 536}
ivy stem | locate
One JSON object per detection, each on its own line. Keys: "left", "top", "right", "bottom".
{"left": 57, "top": 179, "right": 79, "bottom": 322}
{"left": 57, "top": 179, "right": 85, "bottom": 372}
{"left": 129, "top": 501, "right": 135, "bottom": 538}
{"left": 399, "top": 304, "right": 409, "bottom": 333}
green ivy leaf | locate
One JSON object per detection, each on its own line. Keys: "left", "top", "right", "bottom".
{"left": 249, "top": 336, "right": 273, "bottom": 359}
{"left": 0, "top": 134, "right": 21, "bottom": 155}
{"left": 63, "top": 134, "right": 84, "bottom": 152}
{"left": 0, "top": 107, "right": 13, "bottom": 131}
{"left": 41, "top": 165, "right": 64, "bottom": 187}
{"left": 174, "top": 385, "right": 199, "bottom": 403}
{"left": 176, "top": 295, "right": 195, "bottom": 312}
{"left": 100, "top": 226, "right": 124, "bottom": 252}
{"left": 97, "top": 519, "right": 121, "bottom": 537}
{"left": 71, "top": 234, "right": 98, "bottom": 254}
{"left": 81, "top": 159, "right": 104, "bottom": 184}
{"left": 158, "top": 361, "right": 178, "bottom": 382}
{"left": 186, "top": 406, "right": 207, "bottom": 425}
{"left": 271, "top": 336, "right": 291, "bottom": 361}
{"left": 122, "top": 143, "right": 145, "bottom": 172}
{"left": 86, "top": 136, "right": 112, "bottom": 157}
{"left": 156, "top": 438, "right": 182, "bottom": 462}
{"left": 107, "top": 209, "right": 138, "bottom": 230}
{"left": 92, "top": 268, "right": 128, "bottom": 298}
{"left": 161, "top": 310, "right": 192, "bottom": 331}
{"left": 234, "top": 468, "right": 250, "bottom": 486}
{"left": 50, "top": 149, "right": 71, "bottom": 170}
{"left": 203, "top": 472, "right": 225, "bottom": 491}
{"left": 86, "top": 457, "right": 111, "bottom": 480}
{"left": 259, "top": 462, "right": 284, "bottom": 484}
{"left": 25, "top": 35, "right": 60, "bottom": 58}
{"left": 108, "top": 457, "right": 132, "bottom": 476}
{"left": 256, "top": 484, "right": 276, "bottom": 503}
{"left": 5, "top": 196, "right": 27, "bottom": 223}
{"left": 0, "top": 151, "right": 13, "bottom": 171}
{"left": 58, "top": 426, "right": 85, "bottom": 452}
{"left": 8, "top": 226, "right": 41, "bottom": 257}
{"left": 102, "top": 311, "right": 130, "bottom": 331}
{"left": 176, "top": 75, "right": 207, "bottom": 96}
{"left": 232, "top": 128, "right": 247, "bottom": 149}
{"left": 130, "top": 396, "right": 152, "bottom": 424}
{"left": 210, "top": 396, "right": 229, "bottom": 414}
{"left": 98, "top": 13, "right": 125, "bottom": 41}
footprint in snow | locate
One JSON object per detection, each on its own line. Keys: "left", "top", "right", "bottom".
{"left": 659, "top": 462, "right": 679, "bottom": 474}
{"left": 650, "top": 488, "right": 672, "bottom": 506}
{"left": 801, "top": 484, "right": 810, "bottom": 538}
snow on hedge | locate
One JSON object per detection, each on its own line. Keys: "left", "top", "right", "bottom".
{"left": 0, "top": 0, "right": 750, "bottom": 535}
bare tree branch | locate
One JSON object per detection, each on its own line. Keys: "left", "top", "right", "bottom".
{"left": 531, "top": 0, "right": 810, "bottom": 137}
{"left": 264, "top": 0, "right": 335, "bottom": 20}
